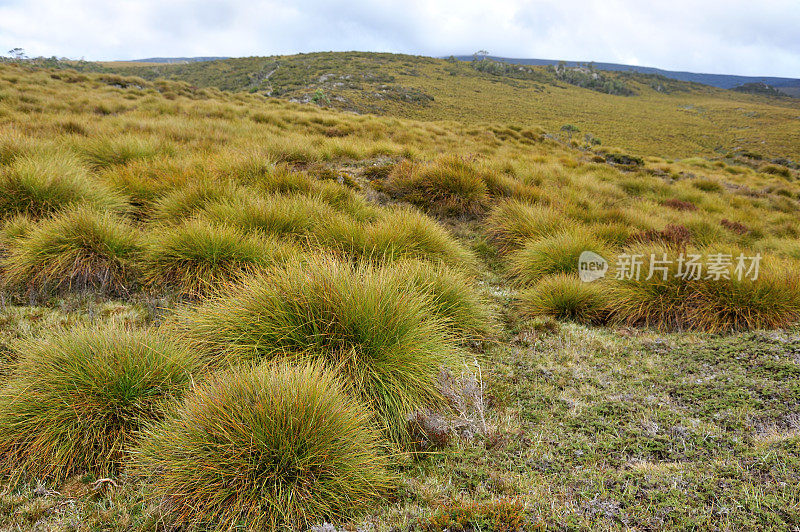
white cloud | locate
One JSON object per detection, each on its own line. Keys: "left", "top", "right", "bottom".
{"left": 0, "top": 0, "right": 798, "bottom": 77}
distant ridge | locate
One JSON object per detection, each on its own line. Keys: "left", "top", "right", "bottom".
{"left": 129, "top": 57, "right": 229, "bottom": 64}
{"left": 451, "top": 55, "right": 800, "bottom": 96}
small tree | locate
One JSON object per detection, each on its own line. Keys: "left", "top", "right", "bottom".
{"left": 472, "top": 50, "right": 489, "bottom": 62}
{"left": 560, "top": 124, "right": 580, "bottom": 141}
{"left": 7, "top": 48, "right": 26, "bottom": 61}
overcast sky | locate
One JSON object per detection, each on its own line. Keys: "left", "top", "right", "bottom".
{"left": 1, "top": 0, "right": 798, "bottom": 78}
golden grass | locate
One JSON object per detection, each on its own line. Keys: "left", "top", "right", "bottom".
{"left": 1, "top": 206, "right": 141, "bottom": 295}
{"left": 132, "top": 361, "right": 395, "bottom": 531}
{"left": 0, "top": 326, "right": 200, "bottom": 483}
{"left": 169, "top": 256, "right": 465, "bottom": 444}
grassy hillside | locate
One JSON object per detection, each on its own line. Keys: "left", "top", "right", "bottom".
{"left": 96, "top": 51, "right": 800, "bottom": 160}
{"left": 455, "top": 55, "right": 800, "bottom": 93}
{"left": 0, "top": 61, "right": 799, "bottom": 530}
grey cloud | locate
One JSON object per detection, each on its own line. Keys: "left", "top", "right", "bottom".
{"left": 0, "top": 0, "right": 798, "bottom": 77}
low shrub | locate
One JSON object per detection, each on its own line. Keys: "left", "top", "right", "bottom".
{"left": 518, "top": 274, "right": 609, "bottom": 324}
{"left": 631, "top": 224, "right": 692, "bottom": 248}
{"left": 421, "top": 498, "right": 527, "bottom": 532}
{"left": 2, "top": 206, "right": 141, "bottom": 295}
{"left": 132, "top": 362, "right": 395, "bottom": 531}
{"left": 0, "top": 326, "right": 200, "bottom": 483}
{"left": 507, "top": 228, "right": 610, "bottom": 285}
{"left": 0, "top": 152, "right": 127, "bottom": 219}
{"left": 721, "top": 218, "right": 751, "bottom": 235}
{"left": 140, "top": 219, "right": 294, "bottom": 297}
{"left": 171, "top": 257, "right": 460, "bottom": 443}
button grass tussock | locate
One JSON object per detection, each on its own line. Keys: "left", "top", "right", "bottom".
{"left": 0, "top": 326, "right": 201, "bottom": 483}
{"left": 518, "top": 273, "right": 610, "bottom": 324}
{"left": 1, "top": 206, "right": 142, "bottom": 296}
{"left": 170, "top": 256, "right": 465, "bottom": 445}
{"left": 0, "top": 150, "right": 128, "bottom": 220}
{"left": 139, "top": 218, "right": 297, "bottom": 298}
{"left": 506, "top": 227, "right": 613, "bottom": 286}
{"left": 132, "top": 361, "right": 396, "bottom": 531}
{"left": 604, "top": 243, "right": 800, "bottom": 332}
{"left": 486, "top": 199, "right": 564, "bottom": 252}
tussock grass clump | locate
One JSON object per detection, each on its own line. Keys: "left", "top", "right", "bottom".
{"left": 0, "top": 326, "right": 199, "bottom": 483}
{"left": 0, "top": 152, "right": 127, "bottom": 219}
{"left": 202, "top": 192, "right": 344, "bottom": 239}
{"left": 151, "top": 179, "right": 247, "bottom": 223}
{"left": 486, "top": 199, "right": 563, "bottom": 252}
{"left": 692, "top": 178, "right": 724, "bottom": 193}
{"left": 102, "top": 158, "right": 204, "bottom": 214}
{"left": 591, "top": 222, "right": 635, "bottom": 247}
{"left": 140, "top": 219, "right": 293, "bottom": 297}
{"left": 2, "top": 206, "right": 141, "bottom": 295}
{"left": 607, "top": 244, "right": 800, "bottom": 332}
{"left": 0, "top": 130, "right": 33, "bottom": 166}
{"left": 133, "top": 362, "right": 394, "bottom": 531}
{"left": 78, "top": 135, "right": 170, "bottom": 169}
{"left": 382, "top": 156, "right": 489, "bottom": 216}
{"left": 202, "top": 192, "right": 372, "bottom": 257}
{"left": 390, "top": 259, "right": 492, "bottom": 338}
{"left": 172, "top": 257, "right": 460, "bottom": 443}
{"left": 250, "top": 164, "right": 314, "bottom": 193}
{"left": 0, "top": 214, "right": 33, "bottom": 252}
{"left": 262, "top": 135, "right": 321, "bottom": 164}
{"left": 507, "top": 228, "right": 610, "bottom": 285}
{"left": 662, "top": 198, "right": 698, "bottom": 211}
{"left": 311, "top": 180, "right": 382, "bottom": 221}
{"left": 366, "top": 207, "right": 476, "bottom": 268}
{"left": 518, "top": 274, "right": 609, "bottom": 324}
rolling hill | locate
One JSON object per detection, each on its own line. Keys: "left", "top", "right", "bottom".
{"left": 452, "top": 55, "right": 800, "bottom": 95}
{"left": 93, "top": 52, "right": 800, "bottom": 160}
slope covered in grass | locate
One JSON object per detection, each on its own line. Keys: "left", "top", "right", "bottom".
{"left": 0, "top": 58, "right": 799, "bottom": 531}
{"left": 97, "top": 52, "right": 800, "bottom": 159}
